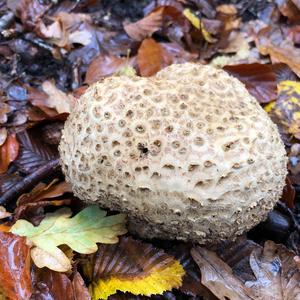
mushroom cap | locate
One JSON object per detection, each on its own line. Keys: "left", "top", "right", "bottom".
{"left": 59, "top": 63, "right": 287, "bottom": 243}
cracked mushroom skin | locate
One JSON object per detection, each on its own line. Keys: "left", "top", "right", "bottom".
{"left": 59, "top": 63, "right": 287, "bottom": 244}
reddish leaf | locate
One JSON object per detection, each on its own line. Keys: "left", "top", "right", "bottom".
{"left": 124, "top": 7, "right": 164, "bottom": 41}
{"left": 224, "top": 64, "right": 277, "bottom": 103}
{"left": 137, "top": 38, "right": 172, "bottom": 76}
{"left": 32, "top": 269, "right": 90, "bottom": 300}
{"left": 160, "top": 42, "right": 198, "bottom": 63}
{"left": 0, "top": 232, "right": 32, "bottom": 300}
{"left": 281, "top": 176, "right": 296, "bottom": 209}
{"left": 85, "top": 55, "right": 133, "bottom": 84}
{"left": 16, "top": 0, "right": 51, "bottom": 31}
{"left": 0, "top": 134, "right": 20, "bottom": 174}
{"left": 275, "top": 0, "right": 300, "bottom": 23}
{"left": 15, "top": 130, "right": 58, "bottom": 174}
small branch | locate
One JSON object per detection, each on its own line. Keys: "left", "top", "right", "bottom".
{"left": 0, "top": 158, "right": 60, "bottom": 207}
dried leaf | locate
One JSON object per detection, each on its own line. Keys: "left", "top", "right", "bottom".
{"left": 86, "top": 237, "right": 185, "bottom": 300}
{"left": 282, "top": 177, "right": 296, "bottom": 208}
{"left": 0, "top": 232, "right": 32, "bottom": 300}
{"left": 39, "top": 12, "right": 94, "bottom": 48}
{"left": 137, "top": 38, "right": 172, "bottom": 76}
{"left": 124, "top": 7, "right": 164, "bottom": 41}
{"left": 224, "top": 63, "right": 277, "bottom": 103}
{"left": 85, "top": 55, "right": 135, "bottom": 84}
{"left": 256, "top": 26, "right": 300, "bottom": 77}
{"left": 42, "top": 81, "right": 75, "bottom": 114}
{"left": 191, "top": 241, "right": 300, "bottom": 300}
{"left": 15, "top": 130, "right": 58, "bottom": 174}
{"left": 265, "top": 80, "right": 300, "bottom": 139}
{"left": 0, "top": 206, "right": 12, "bottom": 220}
{"left": 0, "top": 134, "right": 20, "bottom": 174}
{"left": 0, "top": 127, "right": 7, "bottom": 146}
{"left": 11, "top": 206, "right": 127, "bottom": 272}
{"left": 191, "top": 246, "right": 254, "bottom": 300}
{"left": 275, "top": 0, "right": 300, "bottom": 23}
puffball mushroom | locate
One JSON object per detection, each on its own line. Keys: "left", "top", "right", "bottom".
{"left": 59, "top": 63, "right": 287, "bottom": 244}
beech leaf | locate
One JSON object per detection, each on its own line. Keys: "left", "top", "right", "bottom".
{"left": 0, "top": 134, "right": 20, "bottom": 174}
{"left": 86, "top": 237, "right": 185, "bottom": 300}
{"left": 10, "top": 206, "right": 127, "bottom": 272}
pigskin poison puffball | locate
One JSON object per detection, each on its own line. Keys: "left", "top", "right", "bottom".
{"left": 59, "top": 63, "right": 287, "bottom": 243}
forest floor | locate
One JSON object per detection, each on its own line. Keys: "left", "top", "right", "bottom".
{"left": 0, "top": 0, "right": 300, "bottom": 299}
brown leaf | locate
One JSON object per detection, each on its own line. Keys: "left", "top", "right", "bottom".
{"left": 137, "top": 38, "right": 172, "bottom": 76}
{"left": 256, "top": 26, "right": 300, "bottom": 77}
{"left": 0, "top": 134, "right": 20, "bottom": 174}
{"left": 16, "top": 0, "right": 51, "bottom": 31}
{"left": 0, "top": 232, "right": 32, "bottom": 300}
{"left": 191, "top": 246, "right": 254, "bottom": 300}
{"left": 281, "top": 176, "right": 296, "bottom": 208}
{"left": 160, "top": 42, "right": 198, "bottom": 63}
{"left": 32, "top": 269, "right": 90, "bottom": 300}
{"left": 42, "top": 81, "right": 76, "bottom": 114}
{"left": 191, "top": 240, "right": 300, "bottom": 300}
{"left": 85, "top": 55, "right": 135, "bottom": 84}
{"left": 0, "top": 127, "right": 7, "bottom": 146}
{"left": 275, "top": 0, "right": 300, "bottom": 22}
{"left": 224, "top": 63, "right": 277, "bottom": 103}
{"left": 124, "top": 7, "right": 164, "bottom": 41}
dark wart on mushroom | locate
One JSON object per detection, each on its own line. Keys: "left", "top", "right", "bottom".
{"left": 59, "top": 63, "right": 287, "bottom": 244}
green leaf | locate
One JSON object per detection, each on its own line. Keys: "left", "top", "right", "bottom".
{"left": 10, "top": 206, "right": 127, "bottom": 271}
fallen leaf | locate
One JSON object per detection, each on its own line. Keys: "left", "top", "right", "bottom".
{"left": 183, "top": 8, "right": 217, "bottom": 43}
{"left": 86, "top": 237, "right": 185, "bottom": 300}
{"left": 281, "top": 176, "right": 296, "bottom": 208}
{"left": 0, "top": 127, "right": 7, "bottom": 146}
{"left": 137, "top": 38, "right": 172, "bottom": 76}
{"left": 32, "top": 268, "right": 91, "bottom": 300}
{"left": 42, "top": 81, "right": 76, "bottom": 114}
{"left": 265, "top": 80, "right": 300, "bottom": 140}
{"left": 39, "top": 12, "right": 94, "bottom": 48}
{"left": 17, "top": 179, "right": 72, "bottom": 207}
{"left": 191, "top": 246, "right": 254, "bottom": 300}
{"left": 85, "top": 55, "right": 136, "bottom": 84}
{"left": 0, "top": 206, "right": 12, "bottom": 220}
{"left": 15, "top": 130, "right": 58, "bottom": 174}
{"left": 0, "top": 134, "right": 20, "bottom": 174}
{"left": 191, "top": 240, "right": 300, "bottom": 300}
{"left": 10, "top": 206, "right": 127, "bottom": 272}
{"left": 256, "top": 26, "right": 300, "bottom": 77}
{"left": 124, "top": 7, "right": 164, "bottom": 41}
{"left": 275, "top": 0, "right": 300, "bottom": 23}
{"left": 0, "top": 232, "right": 32, "bottom": 300}
{"left": 224, "top": 63, "right": 277, "bottom": 103}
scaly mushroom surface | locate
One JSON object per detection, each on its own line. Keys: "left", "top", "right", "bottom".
{"left": 59, "top": 63, "right": 287, "bottom": 243}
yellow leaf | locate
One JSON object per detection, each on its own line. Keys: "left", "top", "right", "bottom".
{"left": 265, "top": 80, "right": 300, "bottom": 139}
{"left": 183, "top": 9, "right": 216, "bottom": 43}
{"left": 90, "top": 260, "right": 184, "bottom": 300}
{"left": 85, "top": 237, "right": 185, "bottom": 300}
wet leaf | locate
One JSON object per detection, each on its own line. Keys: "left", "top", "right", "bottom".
{"left": 0, "top": 232, "right": 32, "bottom": 300}
{"left": 86, "top": 237, "right": 185, "bottom": 300}
{"left": 282, "top": 177, "right": 296, "bottom": 208}
{"left": 137, "top": 38, "right": 172, "bottom": 76}
{"left": 0, "top": 134, "right": 20, "bottom": 174}
{"left": 15, "top": 130, "right": 58, "bottom": 174}
{"left": 191, "top": 240, "right": 300, "bottom": 300}
{"left": 275, "top": 0, "right": 300, "bottom": 23}
{"left": 224, "top": 63, "right": 277, "bottom": 103}
{"left": 32, "top": 269, "right": 91, "bottom": 300}
{"left": 11, "top": 206, "right": 127, "bottom": 272}
{"left": 0, "top": 127, "right": 7, "bottom": 146}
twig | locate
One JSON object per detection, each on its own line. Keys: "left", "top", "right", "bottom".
{"left": 0, "top": 158, "right": 60, "bottom": 207}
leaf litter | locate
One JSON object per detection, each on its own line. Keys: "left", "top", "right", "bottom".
{"left": 0, "top": 0, "right": 300, "bottom": 299}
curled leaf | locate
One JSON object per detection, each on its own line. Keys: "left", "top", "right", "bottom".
{"left": 0, "top": 134, "right": 20, "bottom": 174}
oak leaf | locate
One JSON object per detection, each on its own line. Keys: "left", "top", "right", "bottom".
{"left": 10, "top": 206, "right": 127, "bottom": 272}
